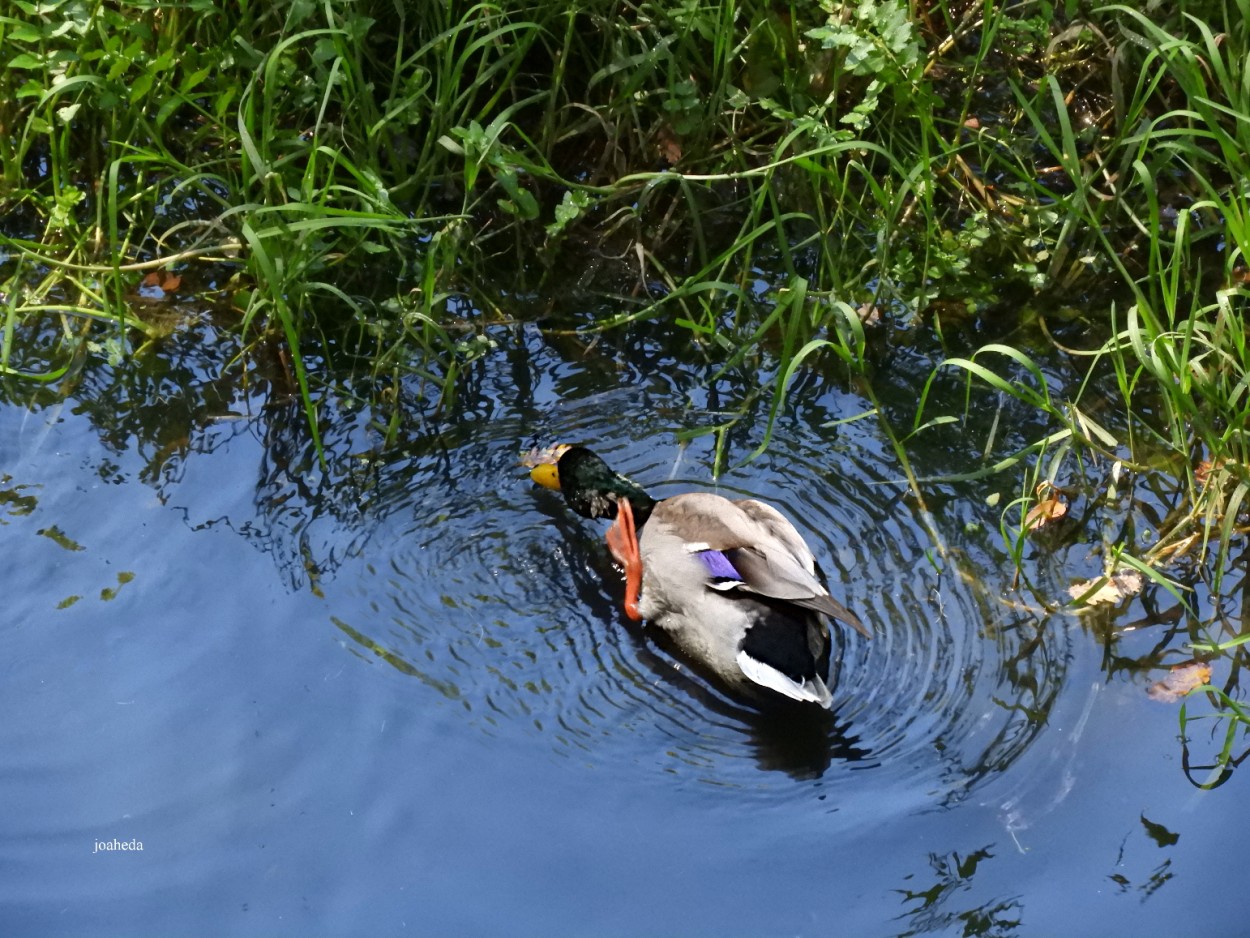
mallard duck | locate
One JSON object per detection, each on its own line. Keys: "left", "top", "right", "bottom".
{"left": 526, "top": 444, "right": 870, "bottom": 708}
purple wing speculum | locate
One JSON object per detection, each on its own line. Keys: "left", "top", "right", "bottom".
{"left": 695, "top": 548, "right": 743, "bottom": 585}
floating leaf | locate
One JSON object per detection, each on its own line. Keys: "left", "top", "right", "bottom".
{"left": 100, "top": 571, "right": 136, "bottom": 602}
{"left": 1, "top": 477, "right": 39, "bottom": 517}
{"left": 1146, "top": 661, "right": 1211, "bottom": 703}
{"left": 38, "top": 525, "right": 85, "bottom": 552}
{"left": 1068, "top": 570, "right": 1144, "bottom": 606}
{"left": 1025, "top": 495, "right": 1067, "bottom": 531}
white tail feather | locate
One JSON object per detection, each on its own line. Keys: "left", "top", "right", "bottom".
{"left": 736, "top": 650, "right": 832, "bottom": 708}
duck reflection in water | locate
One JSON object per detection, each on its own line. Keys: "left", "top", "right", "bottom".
{"left": 645, "top": 634, "right": 876, "bottom": 779}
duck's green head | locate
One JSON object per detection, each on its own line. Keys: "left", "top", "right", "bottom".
{"left": 525, "top": 444, "right": 655, "bottom": 525}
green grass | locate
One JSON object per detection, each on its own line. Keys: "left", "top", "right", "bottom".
{"left": 907, "top": 1, "right": 1250, "bottom": 783}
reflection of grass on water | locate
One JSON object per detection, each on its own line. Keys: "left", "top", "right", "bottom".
{"left": 1, "top": 1, "right": 1247, "bottom": 777}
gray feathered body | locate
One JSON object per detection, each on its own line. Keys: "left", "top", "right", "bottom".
{"left": 636, "top": 492, "right": 865, "bottom": 707}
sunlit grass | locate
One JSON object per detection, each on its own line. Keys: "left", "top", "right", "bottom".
{"left": 907, "top": 3, "right": 1250, "bottom": 780}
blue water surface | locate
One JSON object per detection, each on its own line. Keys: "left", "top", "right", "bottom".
{"left": 0, "top": 325, "right": 1243, "bottom": 937}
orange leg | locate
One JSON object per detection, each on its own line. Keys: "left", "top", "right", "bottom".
{"left": 604, "top": 497, "right": 643, "bottom": 621}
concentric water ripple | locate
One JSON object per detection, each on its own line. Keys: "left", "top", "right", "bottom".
{"left": 332, "top": 354, "right": 1067, "bottom": 824}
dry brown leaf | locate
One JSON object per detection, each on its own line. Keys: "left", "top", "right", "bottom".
{"left": 1195, "top": 458, "right": 1230, "bottom": 486}
{"left": 1025, "top": 495, "right": 1067, "bottom": 532}
{"left": 1068, "top": 570, "right": 1144, "bottom": 606}
{"left": 1152, "top": 532, "right": 1200, "bottom": 563}
{"left": 1147, "top": 661, "right": 1212, "bottom": 703}
{"left": 856, "top": 302, "right": 882, "bottom": 324}
{"left": 655, "top": 126, "right": 682, "bottom": 164}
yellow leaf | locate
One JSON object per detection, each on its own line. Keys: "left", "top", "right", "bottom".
{"left": 1068, "top": 571, "right": 1144, "bottom": 606}
{"left": 1025, "top": 495, "right": 1067, "bottom": 532}
{"left": 1147, "top": 661, "right": 1212, "bottom": 703}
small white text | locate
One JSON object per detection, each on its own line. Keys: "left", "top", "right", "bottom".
{"left": 93, "top": 838, "right": 143, "bottom": 854}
